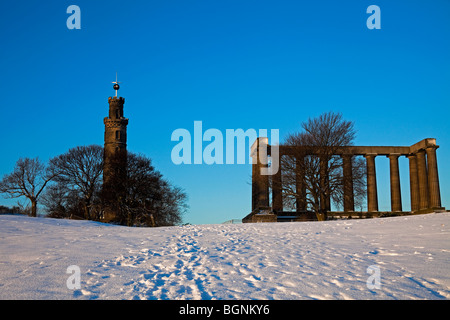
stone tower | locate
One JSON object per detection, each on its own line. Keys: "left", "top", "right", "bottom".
{"left": 102, "top": 79, "right": 128, "bottom": 222}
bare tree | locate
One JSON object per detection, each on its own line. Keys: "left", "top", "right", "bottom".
{"left": 43, "top": 146, "right": 186, "bottom": 226}
{"left": 277, "top": 112, "right": 366, "bottom": 220}
{"left": 151, "top": 182, "right": 187, "bottom": 227}
{"left": 0, "top": 157, "right": 55, "bottom": 217}
{"left": 48, "top": 145, "right": 104, "bottom": 220}
{"left": 103, "top": 152, "right": 187, "bottom": 227}
{"left": 122, "top": 152, "right": 187, "bottom": 227}
{"left": 41, "top": 183, "right": 82, "bottom": 219}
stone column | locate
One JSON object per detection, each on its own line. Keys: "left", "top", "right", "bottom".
{"left": 387, "top": 154, "right": 402, "bottom": 212}
{"left": 251, "top": 138, "right": 270, "bottom": 211}
{"left": 320, "top": 156, "right": 330, "bottom": 212}
{"left": 407, "top": 154, "right": 420, "bottom": 212}
{"left": 426, "top": 146, "right": 442, "bottom": 208}
{"left": 272, "top": 165, "right": 283, "bottom": 212}
{"left": 365, "top": 153, "right": 378, "bottom": 212}
{"left": 296, "top": 156, "right": 306, "bottom": 212}
{"left": 342, "top": 154, "right": 354, "bottom": 212}
{"left": 416, "top": 150, "right": 429, "bottom": 210}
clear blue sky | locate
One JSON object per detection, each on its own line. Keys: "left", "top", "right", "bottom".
{"left": 1, "top": 0, "right": 449, "bottom": 224}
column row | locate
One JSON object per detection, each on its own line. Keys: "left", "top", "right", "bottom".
{"left": 363, "top": 147, "right": 442, "bottom": 212}
{"left": 253, "top": 146, "right": 442, "bottom": 213}
{"left": 407, "top": 147, "right": 442, "bottom": 211}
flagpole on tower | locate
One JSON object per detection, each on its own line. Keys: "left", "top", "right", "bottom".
{"left": 112, "top": 72, "right": 121, "bottom": 97}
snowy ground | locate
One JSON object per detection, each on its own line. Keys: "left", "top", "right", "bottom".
{"left": 0, "top": 212, "right": 449, "bottom": 300}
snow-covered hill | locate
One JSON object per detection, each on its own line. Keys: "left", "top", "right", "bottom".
{"left": 0, "top": 213, "right": 449, "bottom": 300}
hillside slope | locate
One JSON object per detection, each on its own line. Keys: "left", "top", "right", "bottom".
{"left": 0, "top": 213, "right": 449, "bottom": 299}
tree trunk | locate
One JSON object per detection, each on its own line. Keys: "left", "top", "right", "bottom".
{"left": 83, "top": 201, "right": 90, "bottom": 220}
{"left": 127, "top": 208, "right": 133, "bottom": 227}
{"left": 150, "top": 214, "right": 156, "bottom": 227}
{"left": 315, "top": 209, "right": 328, "bottom": 221}
{"left": 30, "top": 199, "right": 37, "bottom": 217}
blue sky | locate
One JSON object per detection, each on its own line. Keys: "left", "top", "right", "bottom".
{"left": 1, "top": 0, "right": 449, "bottom": 224}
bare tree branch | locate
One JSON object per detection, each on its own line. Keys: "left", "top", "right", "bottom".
{"left": 48, "top": 145, "right": 104, "bottom": 220}
{"left": 0, "top": 157, "right": 55, "bottom": 217}
{"left": 275, "top": 112, "right": 366, "bottom": 220}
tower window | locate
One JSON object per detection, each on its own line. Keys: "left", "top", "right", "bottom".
{"left": 116, "top": 109, "right": 120, "bottom": 119}
{"left": 115, "top": 130, "right": 120, "bottom": 140}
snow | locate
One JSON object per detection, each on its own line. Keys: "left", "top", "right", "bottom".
{"left": 0, "top": 212, "right": 449, "bottom": 300}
